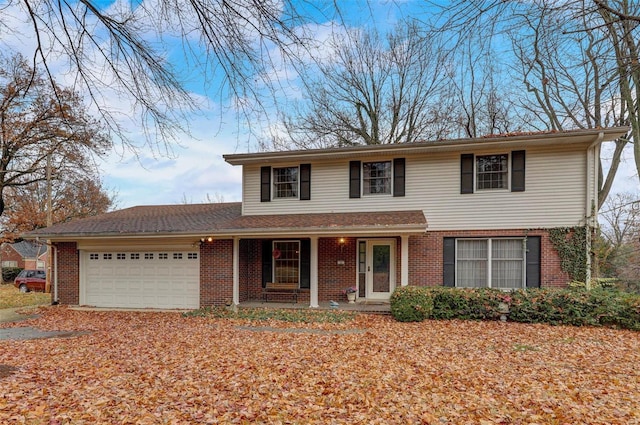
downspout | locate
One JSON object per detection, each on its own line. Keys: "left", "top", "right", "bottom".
{"left": 35, "top": 238, "right": 58, "bottom": 305}
{"left": 586, "top": 132, "right": 604, "bottom": 289}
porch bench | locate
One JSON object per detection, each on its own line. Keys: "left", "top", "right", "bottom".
{"left": 263, "top": 282, "right": 299, "bottom": 303}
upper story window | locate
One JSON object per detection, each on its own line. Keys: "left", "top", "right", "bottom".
{"left": 476, "top": 154, "right": 508, "bottom": 190}
{"left": 273, "top": 166, "right": 298, "bottom": 199}
{"left": 261, "top": 164, "right": 310, "bottom": 202}
{"left": 460, "top": 151, "right": 525, "bottom": 194}
{"left": 349, "top": 158, "right": 405, "bottom": 198}
{"left": 363, "top": 161, "right": 392, "bottom": 195}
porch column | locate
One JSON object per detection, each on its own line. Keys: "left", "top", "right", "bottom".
{"left": 401, "top": 234, "right": 409, "bottom": 286}
{"left": 309, "top": 236, "right": 319, "bottom": 308}
{"left": 232, "top": 237, "right": 239, "bottom": 306}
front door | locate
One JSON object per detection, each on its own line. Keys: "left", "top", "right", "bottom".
{"left": 363, "top": 239, "right": 396, "bottom": 300}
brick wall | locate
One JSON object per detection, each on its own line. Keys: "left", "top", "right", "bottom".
{"left": 408, "top": 229, "right": 568, "bottom": 288}
{"left": 54, "top": 242, "right": 79, "bottom": 304}
{"left": 318, "top": 237, "right": 358, "bottom": 301}
{"left": 200, "top": 239, "right": 233, "bottom": 306}
{"left": 1, "top": 245, "right": 24, "bottom": 269}
{"left": 242, "top": 240, "right": 263, "bottom": 301}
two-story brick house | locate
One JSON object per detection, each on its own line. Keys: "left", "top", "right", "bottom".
{"left": 26, "top": 127, "right": 627, "bottom": 309}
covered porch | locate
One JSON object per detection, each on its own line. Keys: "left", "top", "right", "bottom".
{"left": 214, "top": 210, "right": 427, "bottom": 308}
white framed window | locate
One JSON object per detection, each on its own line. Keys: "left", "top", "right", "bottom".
{"left": 2, "top": 261, "right": 18, "bottom": 267}
{"left": 173, "top": 253, "right": 183, "bottom": 260}
{"left": 159, "top": 253, "right": 168, "bottom": 260}
{"left": 89, "top": 253, "right": 99, "bottom": 260}
{"left": 273, "top": 240, "right": 300, "bottom": 286}
{"left": 117, "top": 253, "right": 126, "bottom": 260}
{"left": 476, "top": 154, "right": 508, "bottom": 190}
{"left": 273, "top": 167, "right": 298, "bottom": 199}
{"left": 103, "top": 253, "right": 112, "bottom": 260}
{"left": 187, "top": 253, "right": 198, "bottom": 259}
{"left": 130, "top": 253, "right": 140, "bottom": 260}
{"left": 363, "top": 161, "right": 392, "bottom": 195}
{"left": 456, "top": 238, "right": 525, "bottom": 289}
{"left": 144, "top": 253, "right": 154, "bottom": 260}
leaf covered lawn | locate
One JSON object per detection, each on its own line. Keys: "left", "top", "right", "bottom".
{"left": 0, "top": 307, "right": 639, "bottom": 424}
{"left": 0, "top": 284, "right": 50, "bottom": 309}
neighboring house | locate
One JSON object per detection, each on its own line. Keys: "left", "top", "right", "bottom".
{"left": 1, "top": 240, "right": 47, "bottom": 270}
{"left": 25, "top": 127, "right": 627, "bottom": 309}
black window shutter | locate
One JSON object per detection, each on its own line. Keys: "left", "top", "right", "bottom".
{"left": 260, "top": 166, "right": 271, "bottom": 202}
{"left": 299, "top": 239, "right": 310, "bottom": 289}
{"left": 511, "top": 150, "right": 526, "bottom": 192}
{"left": 300, "top": 164, "right": 311, "bottom": 200}
{"left": 443, "top": 237, "right": 456, "bottom": 287}
{"left": 393, "top": 158, "right": 406, "bottom": 197}
{"left": 526, "top": 236, "right": 541, "bottom": 288}
{"left": 349, "top": 161, "right": 361, "bottom": 198}
{"left": 460, "top": 154, "right": 474, "bottom": 194}
{"left": 262, "top": 240, "right": 273, "bottom": 287}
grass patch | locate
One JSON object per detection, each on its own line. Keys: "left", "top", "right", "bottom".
{"left": 183, "top": 306, "right": 356, "bottom": 323}
{"left": 0, "top": 284, "right": 51, "bottom": 309}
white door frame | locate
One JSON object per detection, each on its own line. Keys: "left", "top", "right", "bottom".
{"left": 361, "top": 238, "right": 396, "bottom": 300}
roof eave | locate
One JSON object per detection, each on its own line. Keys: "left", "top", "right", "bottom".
{"left": 223, "top": 127, "right": 629, "bottom": 165}
{"left": 26, "top": 225, "right": 427, "bottom": 241}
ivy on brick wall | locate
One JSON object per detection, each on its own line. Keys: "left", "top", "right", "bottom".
{"left": 548, "top": 226, "right": 588, "bottom": 282}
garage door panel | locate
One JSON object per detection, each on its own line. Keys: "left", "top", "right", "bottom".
{"left": 83, "top": 251, "right": 200, "bottom": 309}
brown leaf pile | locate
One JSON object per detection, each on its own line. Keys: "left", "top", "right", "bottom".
{"left": 1, "top": 307, "right": 639, "bottom": 424}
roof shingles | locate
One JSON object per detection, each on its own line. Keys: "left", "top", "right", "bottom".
{"left": 26, "top": 203, "right": 426, "bottom": 239}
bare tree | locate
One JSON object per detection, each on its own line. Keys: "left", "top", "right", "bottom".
{"left": 1, "top": 0, "right": 324, "bottom": 152}
{"left": 445, "top": 34, "right": 530, "bottom": 139}
{"left": 597, "top": 192, "right": 640, "bottom": 287}
{"left": 273, "top": 20, "right": 449, "bottom": 148}
{"left": 432, "top": 0, "right": 639, "bottom": 208}
{"left": 0, "top": 54, "right": 110, "bottom": 220}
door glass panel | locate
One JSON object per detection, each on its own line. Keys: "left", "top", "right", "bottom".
{"left": 358, "top": 241, "right": 366, "bottom": 297}
{"left": 372, "top": 245, "right": 390, "bottom": 293}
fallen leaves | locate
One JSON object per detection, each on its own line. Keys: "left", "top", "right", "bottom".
{"left": 0, "top": 307, "right": 639, "bottom": 424}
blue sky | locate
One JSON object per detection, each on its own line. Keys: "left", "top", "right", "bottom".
{"left": 95, "top": 0, "right": 421, "bottom": 208}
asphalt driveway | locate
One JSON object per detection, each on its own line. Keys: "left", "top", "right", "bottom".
{"left": 0, "top": 307, "right": 90, "bottom": 340}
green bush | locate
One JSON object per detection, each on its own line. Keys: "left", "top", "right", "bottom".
{"left": 429, "top": 287, "right": 506, "bottom": 321}
{"left": 508, "top": 288, "right": 627, "bottom": 327}
{"left": 390, "top": 286, "right": 640, "bottom": 330}
{"left": 615, "top": 294, "right": 640, "bottom": 331}
{"left": 2, "top": 267, "right": 22, "bottom": 283}
{"left": 390, "top": 286, "right": 434, "bottom": 322}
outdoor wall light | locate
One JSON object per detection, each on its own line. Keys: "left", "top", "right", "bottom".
{"left": 200, "top": 236, "right": 214, "bottom": 243}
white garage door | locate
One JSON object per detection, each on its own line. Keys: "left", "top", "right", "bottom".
{"left": 83, "top": 251, "right": 200, "bottom": 309}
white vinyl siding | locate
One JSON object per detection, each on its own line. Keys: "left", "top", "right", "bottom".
{"left": 242, "top": 144, "right": 588, "bottom": 230}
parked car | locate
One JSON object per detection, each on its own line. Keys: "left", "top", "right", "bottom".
{"left": 14, "top": 269, "right": 46, "bottom": 292}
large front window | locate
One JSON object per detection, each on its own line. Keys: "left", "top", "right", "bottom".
{"left": 363, "top": 161, "right": 391, "bottom": 195}
{"left": 456, "top": 239, "right": 524, "bottom": 289}
{"left": 476, "top": 154, "right": 508, "bottom": 190}
{"left": 273, "top": 241, "right": 300, "bottom": 286}
{"left": 273, "top": 167, "right": 298, "bottom": 199}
